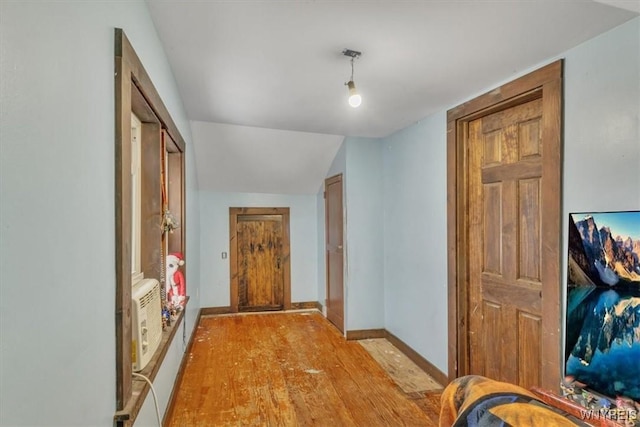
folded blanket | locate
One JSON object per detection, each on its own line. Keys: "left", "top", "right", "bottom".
{"left": 440, "top": 375, "right": 588, "bottom": 427}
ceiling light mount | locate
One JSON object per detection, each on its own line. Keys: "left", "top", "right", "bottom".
{"left": 342, "top": 49, "right": 362, "bottom": 108}
{"left": 342, "top": 49, "right": 361, "bottom": 59}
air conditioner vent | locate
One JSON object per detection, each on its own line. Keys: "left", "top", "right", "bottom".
{"left": 139, "top": 288, "right": 155, "bottom": 309}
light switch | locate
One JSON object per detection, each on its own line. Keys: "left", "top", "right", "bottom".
{"left": 221, "top": 252, "right": 227, "bottom": 259}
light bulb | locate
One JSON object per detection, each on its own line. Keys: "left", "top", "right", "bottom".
{"left": 347, "top": 80, "right": 362, "bottom": 108}
{"left": 349, "top": 94, "right": 362, "bottom": 108}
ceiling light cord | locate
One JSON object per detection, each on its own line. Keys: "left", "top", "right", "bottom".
{"left": 350, "top": 57, "right": 355, "bottom": 82}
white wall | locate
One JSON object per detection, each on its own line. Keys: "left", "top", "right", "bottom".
{"left": 379, "top": 17, "right": 640, "bottom": 376}
{"left": 199, "top": 192, "right": 319, "bottom": 307}
{"left": 344, "top": 138, "right": 385, "bottom": 330}
{"left": 0, "top": 2, "right": 200, "bottom": 426}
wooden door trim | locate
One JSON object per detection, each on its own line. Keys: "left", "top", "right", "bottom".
{"left": 229, "top": 207, "right": 291, "bottom": 313}
{"left": 446, "top": 60, "right": 563, "bottom": 389}
{"left": 325, "top": 174, "right": 344, "bottom": 333}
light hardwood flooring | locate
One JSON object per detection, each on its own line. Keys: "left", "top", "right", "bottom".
{"left": 165, "top": 311, "right": 441, "bottom": 426}
{"left": 358, "top": 338, "right": 443, "bottom": 395}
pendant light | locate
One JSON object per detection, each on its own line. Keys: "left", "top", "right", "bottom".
{"left": 343, "top": 49, "right": 362, "bottom": 108}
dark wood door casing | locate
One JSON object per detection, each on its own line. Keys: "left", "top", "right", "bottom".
{"left": 325, "top": 174, "right": 344, "bottom": 333}
{"left": 446, "top": 60, "right": 563, "bottom": 391}
{"left": 229, "top": 208, "right": 291, "bottom": 313}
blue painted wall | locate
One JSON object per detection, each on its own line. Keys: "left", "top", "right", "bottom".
{"left": 0, "top": 2, "right": 201, "bottom": 425}
{"left": 344, "top": 137, "right": 385, "bottom": 330}
{"left": 381, "top": 113, "right": 448, "bottom": 370}
{"left": 199, "top": 191, "right": 319, "bottom": 307}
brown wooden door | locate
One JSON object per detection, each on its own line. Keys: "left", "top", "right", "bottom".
{"left": 325, "top": 174, "right": 344, "bottom": 332}
{"left": 238, "top": 215, "right": 284, "bottom": 311}
{"left": 447, "top": 61, "right": 563, "bottom": 391}
{"left": 468, "top": 98, "right": 545, "bottom": 388}
{"left": 230, "top": 208, "right": 291, "bottom": 313}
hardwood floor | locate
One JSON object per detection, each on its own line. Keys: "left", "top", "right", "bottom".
{"left": 166, "top": 311, "right": 441, "bottom": 426}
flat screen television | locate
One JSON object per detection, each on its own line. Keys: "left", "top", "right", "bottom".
{"left": 565, "top": 210, "right": 640, "bottom": 403}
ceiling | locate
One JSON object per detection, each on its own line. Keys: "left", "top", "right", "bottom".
{"left": 146, "top": 0, "right": 638, "bottom": 194}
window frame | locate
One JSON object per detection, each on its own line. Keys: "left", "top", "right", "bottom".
{"left": 114, "top": 28, "right": 186, "bottom": 424}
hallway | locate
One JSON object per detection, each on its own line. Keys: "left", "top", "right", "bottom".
{"left": 165, "top": 311, "right": 441, "bottom": 426}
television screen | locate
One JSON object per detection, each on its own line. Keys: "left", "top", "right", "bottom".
{"left": 565, "top": 211, "right": 640, "bottom": 402}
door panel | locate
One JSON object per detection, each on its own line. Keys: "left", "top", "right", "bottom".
{"left": 237, "top": 215, "right": 283, "bottom": 311}
{"left": 519, "top": 178, "right": 541, "bottom": 280}
{"left": 468, "top": 98, "right": 545, "bottom": 389}
{"left": 325, "top": 174, "right": 344, "bottom": 332}
{"left": 518, "top": 312, "right": 542, "bottom": 387}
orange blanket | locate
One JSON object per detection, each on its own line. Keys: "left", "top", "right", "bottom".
{"left": 439, "top": 375, "right": 588, "bottom": 426}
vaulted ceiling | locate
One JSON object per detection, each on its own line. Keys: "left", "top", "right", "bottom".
{"left": 146, "top": 0, "right": 638, "bottom": 194}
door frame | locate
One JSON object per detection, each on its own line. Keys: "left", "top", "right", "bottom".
{"left": 324, "top": 174, "right": 345, "bottom": 333}
{"left": 446, "top": 60, "right": 563, "bottom": 390}
{"left": 229, "top": 207, "right": 291, "bottom": 313}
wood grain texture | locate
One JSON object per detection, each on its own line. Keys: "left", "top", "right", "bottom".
{"left": 325, "top": 174, "right": 344, "bottom": 333}
{"left": 345, "top": 328, "right": 387, "bottom": 340}
{"left": 358, "top": 338, "right": 443, "bottom": 394}
{"left": 167, "top": 150, "right": 184, "bottom": 255}
{"left": 469, "top": 97, "right": 545, "bottom": 389}
{"left": 200, "top": 306, "right": 233, "bottom": 315}
{"left": 290, "top": 301, "right": 323, "bottom": 311}
{"left": 385, "top": 331, "right": 449, "bottom": 389}
{"left": 165, "top": 312, "right": 438, "bottom": 426}
{"left": 230, "top": 208, "right": 291, "bottom": 313}
{"left": 345, "top": 329, "right": 448, "bottom": 388}
{"left": 114, "top": 50, "right": 133, "bottom": 413}
{"left": 446, "top": 60, "right": 563, "bottom": 390}
{"left": 238, "top": 215, "right": 284, "bottom": 310}
{"left": 447, "top": 60, "right": 561, "bottom": 122}
{"left": 140, "top": 122, "right": 162, "bottom": 282}
{"left": 539, "top": 75, "right": 563, "bottom": 391}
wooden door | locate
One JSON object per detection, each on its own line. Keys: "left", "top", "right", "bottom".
{"left": 230, "top": 208, "right": 291, "bottom": 313}
{"left": 447, "top": 61, "right": 563, "bottom": 391}
{"left": 325, "top": 175, "right": 344, "bottom": 332}
{"left": 468, "top": 98, "right": 544, "bottom": 388}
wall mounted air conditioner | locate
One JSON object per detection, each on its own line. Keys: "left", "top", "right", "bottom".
{"left": 132, "top": 278, "right": 162, "bottom": 372}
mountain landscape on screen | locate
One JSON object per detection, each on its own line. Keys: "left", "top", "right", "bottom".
{"left": 565, "top": 211, "right": 640, "bottom": 402}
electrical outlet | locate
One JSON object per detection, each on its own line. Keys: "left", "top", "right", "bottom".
{"left": 221, "top": 252, "right": 227, "bottom": 259}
